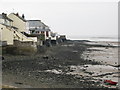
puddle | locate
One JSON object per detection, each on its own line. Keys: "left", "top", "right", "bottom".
{"left": 62, "top": 44, "right": 74, "bottom": 47}
{"left": 43, "top": 65, "right": 119, "bottom": 82}
{"left": 44, "top": 69, "right": 63, "bottom": 74}
{"left": 82, "top": 47, "right": 118, "bottom": 66}
{"left": 65, "top": 64, "right": 120, "bottom": 88}
{"left": 36, "top": 64, "right": 119, "bottom": 88}
{"left": 67, "top": 65, "right": 119, "bottom": 82}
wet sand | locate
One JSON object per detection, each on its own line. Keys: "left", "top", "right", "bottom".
{"left": 81, "top": 41, "right": 119, "bottom": 88}
{"left": 2, "top": 40, "right": 119, "bottom": 88}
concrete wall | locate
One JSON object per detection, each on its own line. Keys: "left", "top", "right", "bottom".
{"left": 14, "top": 40, "right": 36, "bottom": 47}
{"left": 8, "top": 13, "right": 26, "bottom": 32}
{"left": 1, "top": 40, "right": 37, "bottom": 55}
{"left": 0, "top": 24, "right": 13, "bottom": 45}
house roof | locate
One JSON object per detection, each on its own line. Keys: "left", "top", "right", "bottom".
{"left": 0, "top": 13, "right": 13, "bottom": 22}
{"left": 41, "top": 22, "right": 48, "bottom": 27}
{"left": 29, "top": 28, "right": 51, "bottom": 31}
{"left": 27, "top": 20, "right": 50, "bottom": 30}
{"left": 27, "top": 20, "right": 42, "bottom": 27}
{"left": 12, "top": 13, "right": 26, "bottom": 22}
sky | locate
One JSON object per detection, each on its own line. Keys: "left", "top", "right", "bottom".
{"left": 0, "top": 0, "right": 119, "bottom": 39}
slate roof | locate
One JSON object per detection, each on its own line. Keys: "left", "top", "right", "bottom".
{"left": 0, "top": 14, "right": 13, "bottom": 22}
{"left": 27, "top": 20, "right": 42, "bottom": 27}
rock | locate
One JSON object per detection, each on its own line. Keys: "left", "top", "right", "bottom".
{"left": 43, "top": 56, "right": 49, "bottom": 59}
{"left": 70, "top": 69, "right": 75, "bottom": 72}
{"left": 2, "top": 56, "right": 4, "bottom": 60}
{"left": 15, "top": 82, "right": 23, "bottom": 85}
{"left": 0, "top": 56, "right": 4, "bottom": 60}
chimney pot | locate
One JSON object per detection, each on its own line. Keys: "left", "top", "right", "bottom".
{"left": 2, "top": 13, "right": 7, "bottom": 17}
{"left": 16, "top": 13, "right": 19, "bottom": 16}
{"left": 22, "top": 14, "right": 25, "bottom": 19}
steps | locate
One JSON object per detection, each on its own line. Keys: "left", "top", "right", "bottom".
{"left": 13, "top": 29, "right": 36, "bottom": 42}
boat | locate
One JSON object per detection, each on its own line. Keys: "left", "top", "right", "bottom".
{"left": 104, "top": 80, "right": 117, "bottom": 85}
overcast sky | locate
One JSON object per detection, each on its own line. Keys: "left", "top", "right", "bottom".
{"left": 0, "top": 0, "right": 119, "bottom": 39}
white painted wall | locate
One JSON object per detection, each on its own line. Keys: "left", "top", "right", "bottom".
{"left": 0, "top": 24, "right": 14, "bottom": 45}
{"left": 8, "top": 13, "right": 26, "bottom": 32}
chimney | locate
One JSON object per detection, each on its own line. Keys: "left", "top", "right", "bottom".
{"left": 16, "top": 13, "right": 19, "bottom": 16}
{"left": 2, "top": 13, "right": 7, "bottom": 17}
{"left": 22, "top": 14, "right": 25, "bottom": 19}
{"left": 2, "top": 13, "right": 4, "bottom": 15}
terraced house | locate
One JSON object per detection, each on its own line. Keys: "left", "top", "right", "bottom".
{"left": 0, "top": 13, "right": 37, "bottom": 46}
{"left": 0, "top": 12, "right": 63, "bottom": 47}
{"left": 0, "top": 13, "right": 14, "bottom": 45}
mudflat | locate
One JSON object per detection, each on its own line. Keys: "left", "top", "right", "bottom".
{"left": 2, "top": 40, "right": 119, "bottom": 88}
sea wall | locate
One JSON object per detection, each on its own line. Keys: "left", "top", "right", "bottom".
{"left": 2, "top": 40, "right": 37, "bottom": 55}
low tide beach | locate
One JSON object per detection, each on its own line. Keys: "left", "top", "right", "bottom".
{"left": 2, "top": 39, "right": 119, "bottom": 89}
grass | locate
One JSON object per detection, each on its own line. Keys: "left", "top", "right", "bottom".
{"left": 2, "top": 46, "right": 37, "bottom": 55}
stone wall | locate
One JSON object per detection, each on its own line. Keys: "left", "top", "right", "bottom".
{"left": 2, "top": 40, "right": 37, "bottom": 55}
{"left": 13, "top": 40, "right": 36, "bottom": 47}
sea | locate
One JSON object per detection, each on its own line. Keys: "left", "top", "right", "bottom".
{"left": 68, "top": 36, "right": 119, "bottom": 42}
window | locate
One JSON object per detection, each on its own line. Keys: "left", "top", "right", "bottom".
{"left": 46, "top": 31, "right": 49, "bottom": 37}
{"left": 41, "top": 31, "right": 44, "bottom": 34}
{"left": 36, "top": 31, "right": 39, "bottom": 33}
{"left": 31, "top": 30, "right": 35, "bottom": 33}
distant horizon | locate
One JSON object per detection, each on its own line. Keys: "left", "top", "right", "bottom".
{"left": 67, "top": 34, "right": 118, "bottom": 39}
{"left": 67, "top": 35, "right": 118, "bottom": 41}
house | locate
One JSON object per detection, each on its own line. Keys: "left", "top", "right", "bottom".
{"left": 0, "top": 13, "right": 14, "bottom": 45}
{"left": 27, "top": 20, "right": 51, "bottom": 46}
{"left": 58, "top": 35, "right": 67, "bottom": 42}
{"left": 27, "top": 20, "right": 51, "bottom": 39}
